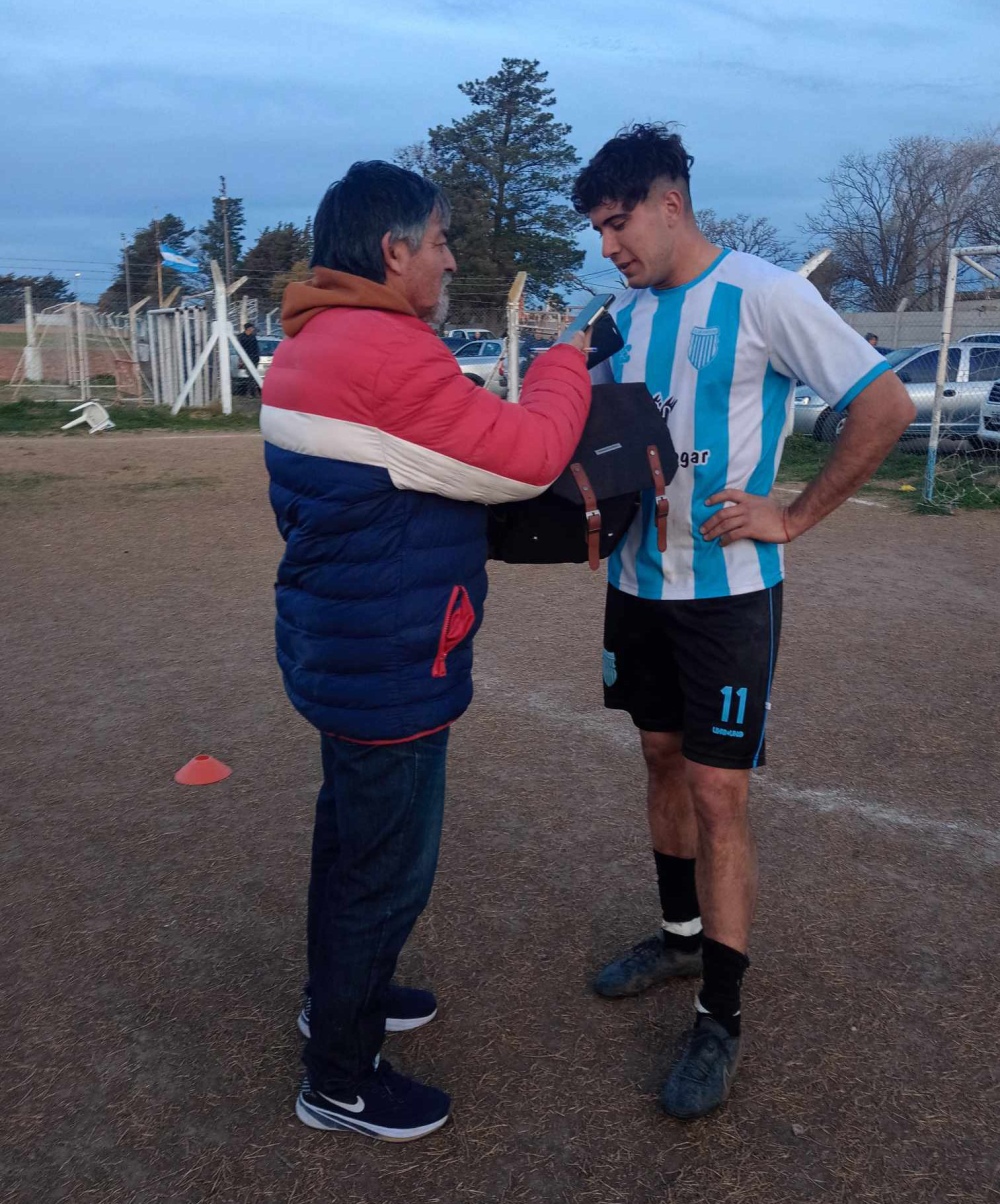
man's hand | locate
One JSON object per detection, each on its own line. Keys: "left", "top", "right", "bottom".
{"left": 700, "top": 490, "right": 791, "bottom": 546}
{"left": 566, "top": 328, "right": 593, "bottom": 356}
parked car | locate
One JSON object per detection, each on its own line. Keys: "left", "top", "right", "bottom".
{"left": 454, "top": 338, "right": 506, "bottom": 396}
{"left": 447, "top": 327, "right": 494, "bottom": 342}
{"left": 811, "top": 341, "right": 1000, "bottom": 445}
{"left": 958, "top": 332, "right": 1000, "bottom": 344}
{"left": 232, "top": 335, "right": 282, "bottom": 393}
{"left": 794, "top": 351, "right": 919, "bottom": 433}
{"left": 441, "top": 335, "right": 471, "bottom": 353}
{"left": 978, "top": 379, "right": 1000, "bottom": 444}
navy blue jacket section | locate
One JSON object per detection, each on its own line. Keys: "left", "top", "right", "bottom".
{"left": 266, "top": 442, "right": 488, "bottom": 742}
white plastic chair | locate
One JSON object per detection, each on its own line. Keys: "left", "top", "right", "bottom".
{"left": 61, "top": 401, "right": 116, "bottom": 434}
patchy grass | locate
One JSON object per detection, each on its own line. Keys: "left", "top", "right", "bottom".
{"left": 0, "top": 470, "right": 70, "bottom": 492}
{"left": 779, "top": 434, "right": 1000, "bottom": 511}
{"left": 0, "top": 399, "right": 260, "bottom": 435}
{"left": 778, "top": 435, "right": 925, "bottom": 489}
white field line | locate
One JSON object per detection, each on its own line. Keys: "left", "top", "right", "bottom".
{"left": 475, "top": 671, "right": 998, "bottom": 864}
{"left": 772, "top": 486, "right": 888, "bottom": 509}
{"left": 767, "top": 783, "right": 1000, "bottom": 865}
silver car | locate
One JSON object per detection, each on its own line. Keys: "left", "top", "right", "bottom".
{"left": 811, "top": 342, "right": 1000, "bottom": 444}
{"left": 454, "top": 338, "right": 507, "bottom": 396}
{"left": 978, "top": 378, "right": 1000, "bottom": 445}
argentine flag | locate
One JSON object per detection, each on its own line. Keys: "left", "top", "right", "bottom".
{"left": 160, "top": 245, "right": 200, "bottom": 275}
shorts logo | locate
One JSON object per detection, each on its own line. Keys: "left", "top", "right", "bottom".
{"left": 602, "top": 648, "right": 618, "bottom": 688}
{"left": 687, "top": 326, "right": 720, "bottom": 370}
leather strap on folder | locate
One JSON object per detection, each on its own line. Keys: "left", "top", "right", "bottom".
{"left": 570, "top": 461, "right": 602, "bottom": 571}
{"left": 647, "top": 446, "right": 670, "bottom": 554}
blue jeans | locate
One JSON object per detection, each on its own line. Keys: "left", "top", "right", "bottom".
{"left": 303, "top": 728, "right": 449, "bottom": 1094}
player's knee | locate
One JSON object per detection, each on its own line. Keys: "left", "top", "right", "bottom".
{"left": 687, "top": 771, "right": 748, "bottom": 837}
{"left": 640, "top": 733, "right": 684, "bottom": 782}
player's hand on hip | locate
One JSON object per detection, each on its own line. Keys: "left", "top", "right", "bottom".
{"left": 700, "top": 490, "right": 792, "bottom": 546}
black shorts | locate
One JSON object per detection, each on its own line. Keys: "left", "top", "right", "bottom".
{"left": 602, "top": 583, "right": 782, "bottom": 770}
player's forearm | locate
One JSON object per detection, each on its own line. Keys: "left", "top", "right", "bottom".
{"left": 785, "top": 377, "right": 915, "bottom": 539}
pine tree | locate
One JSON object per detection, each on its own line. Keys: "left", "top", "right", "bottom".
{"left": 398, "top": 59, "right": 585, "bottom": 301}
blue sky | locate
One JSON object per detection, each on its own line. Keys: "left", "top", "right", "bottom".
{"left": 1, "top": 0, "right": 996, "bottom": 302}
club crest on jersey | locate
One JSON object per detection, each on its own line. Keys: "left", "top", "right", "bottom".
{"left": 687, "top": 326, "right": 720, "bottom": 370}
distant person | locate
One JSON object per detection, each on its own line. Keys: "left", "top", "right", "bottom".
{"left": 865, "top": 333, "right": 881, "bottom": 350}
{"left": 236, "top": 322, "right": 260, "bottom": 395}
{"left": 571, "top": 123, "right": 914, "bottom": 1121}
{"left": 261, "top": 160, "right": 592, "bottom": 1142}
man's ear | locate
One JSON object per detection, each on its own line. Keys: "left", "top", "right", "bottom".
{"left": 653, "top": 181, "right": 686, "bottom": 226}
{"left": 381, "top": 231, "right": 408, "bottom": 281}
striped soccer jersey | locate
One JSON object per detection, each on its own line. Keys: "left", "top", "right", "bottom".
{"left": 594, "top": 249, "right": 890, "bottom": 600}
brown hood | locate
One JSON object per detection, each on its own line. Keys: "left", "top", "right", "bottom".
{"left": 281, "top": 267, "right": 416, "bottom": 336}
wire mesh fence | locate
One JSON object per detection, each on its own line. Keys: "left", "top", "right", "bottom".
{"left": 919, "top": 247, "right": 1000, "bottom": 511}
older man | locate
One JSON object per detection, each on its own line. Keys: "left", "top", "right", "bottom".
{"left": 261, "top": 161, "right": 591, "bottom": 1141}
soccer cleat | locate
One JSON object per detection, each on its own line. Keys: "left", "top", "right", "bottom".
{"left": 660, "top": 1014, "right": 742, "bottom": 1120}
{"left": 297, "top": 984, "right": 437, "bottom": 1039}
{"left": 593, "top": 933, "right": 703, "bottom": 998}
{"left": 296, "top": 1061, "right": 450, "bottom": 1141}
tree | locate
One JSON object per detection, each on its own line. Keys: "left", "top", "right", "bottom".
{"left": 0, "top": 273, "right": 75, "bottom": 322}
{"left": 806, "top": 134, "right": 1000, "bottom": 311}
{"left": 199, "top": 183, "right": 246, "bottom": 278}
{"left": 697, "top": 209, "right": 794, "bottom": 265}
{"left": 397, "top": 58, "right": 585, "bottom": 301}
{"left": 98, "top": 215, "right": 196, "bottom": 311}
{"left": 238, "top": 222, "right": 312, "bottom": 303}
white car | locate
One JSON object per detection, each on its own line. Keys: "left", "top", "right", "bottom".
{"left": 232, "top": 335, "right": 281, "bottom": 393}
{"left": 447, "top": 327, "right": 494, "bottom": 342}
{"left": 454, "top": 338, "right": 507, "bottom": 397}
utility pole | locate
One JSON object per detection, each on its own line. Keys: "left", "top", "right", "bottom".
{"left": 122, "top": 233, "right": 133, "bottom": 315}
{"left": 154, "top": 214, "right": 164, "bottom": 308}
{"left": 219, "top": 175, "right": 233, "bottom": 290}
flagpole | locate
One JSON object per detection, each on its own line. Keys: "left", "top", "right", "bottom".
{"left": 154, "top": 215, "right": 164, "bottom": 307}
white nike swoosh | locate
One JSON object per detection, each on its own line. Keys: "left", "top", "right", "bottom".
{"left": 318, "top": 1092, "right": 365, "bottom": 1114}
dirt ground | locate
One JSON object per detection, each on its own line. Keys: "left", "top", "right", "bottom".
{"left": 2, "top": 433, "right": 998, "bottom": 1204}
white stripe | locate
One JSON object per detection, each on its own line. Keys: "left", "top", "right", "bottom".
{"left": 614, "top": 292, "right": 658, "bottom": 597}
{"left": 722, "top": 298, "right": 767, "bottom": 594}
{"left": 260, "top": 405, "right": 548, "bottom": 504}
{"left": 661, "top": 917, "right": 703, "bottom": 937}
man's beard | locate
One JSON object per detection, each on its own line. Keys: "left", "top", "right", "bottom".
{"left": 429, "top": 276, "right": 452, "bottom": 328}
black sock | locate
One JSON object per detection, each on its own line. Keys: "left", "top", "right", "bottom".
{"left": 654, "top": 852, "right": 702, "bottom": 953}
{"left": 698, "top": 937, "right": 750, "bottom": 1036}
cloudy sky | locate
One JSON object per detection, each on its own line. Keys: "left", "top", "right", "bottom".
{"left": 2, "top": 0, "right": 996, "bottom": 301}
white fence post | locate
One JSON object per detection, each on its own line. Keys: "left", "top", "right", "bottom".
{"left": 506, "top": 271, "right": 527, "bottom": 403}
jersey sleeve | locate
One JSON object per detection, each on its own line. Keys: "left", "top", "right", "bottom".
{"left": 765, "top": 272, "right": 892, "bottom": 411}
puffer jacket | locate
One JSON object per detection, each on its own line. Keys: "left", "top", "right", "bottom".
{"left": 261, "top": 268, "right": 591, "bottom": 742}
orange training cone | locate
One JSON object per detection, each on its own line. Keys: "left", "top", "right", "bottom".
{"left": 174, "top": 754, "right": 232, "bottom": 786}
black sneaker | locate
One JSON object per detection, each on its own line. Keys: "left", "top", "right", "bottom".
{"left": 297, "top": 985, "right": 437, "bottom": 1039}
{"left": 593, "top": 933, "right": 703, "bottom": 998}
{"left": 660, "top": 1014, "right": 741, "bottom": 1119}
{"left": 296, "top": 1060, "right": 450, "bottom": 1141}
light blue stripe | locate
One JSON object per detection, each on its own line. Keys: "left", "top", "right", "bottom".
{"left": 631, "top": 289, "right": 685, "bottom": 599}
{"left": 752, "top": 588, "right": 777, "bottom": 768}
{"left": 748, "top": 364, "right": 790, "bottom": 588}
{"left": 833, "top": 359, "right": 892, "bottom": 411}
{"left": 691, "top": 283, "right": 742, "bottom": 599}
{"left": 606, "top": 295, "right": 639, "bottom": 592}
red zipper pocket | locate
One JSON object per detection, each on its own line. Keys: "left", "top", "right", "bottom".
{"left": 432, "top": 585, "right": 476, "bottom": 678}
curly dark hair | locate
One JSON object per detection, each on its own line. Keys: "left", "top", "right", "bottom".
{"left": 571, "top": 123, "right": 694, "bottom": 216}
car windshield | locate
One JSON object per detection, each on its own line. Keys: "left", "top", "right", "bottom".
{"left": 258, "top": 338, "right": 281, "bottom": 355}
{"left": 884, "top": 346, "right": 922, "bottom": 367}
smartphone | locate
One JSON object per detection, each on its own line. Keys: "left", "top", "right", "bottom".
{"left": 557, "top": 293, "right": 616, "bottom": 343}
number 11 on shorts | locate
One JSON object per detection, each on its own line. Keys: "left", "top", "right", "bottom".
{"left": 720, "top": 686, "right": 748, "bottom": 726}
